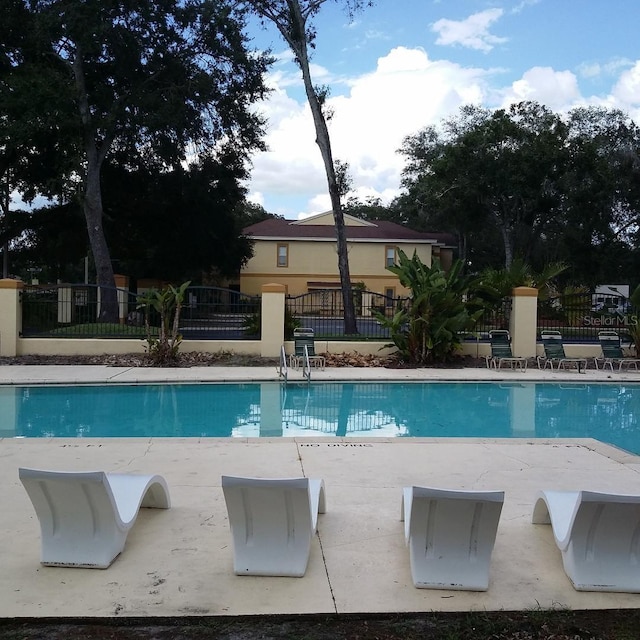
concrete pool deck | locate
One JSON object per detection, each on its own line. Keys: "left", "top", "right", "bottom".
{"left": 1, "top": 364, "right": 640, "bottom": 618}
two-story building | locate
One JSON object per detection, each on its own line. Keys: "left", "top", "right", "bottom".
{"left": 240, "top": 211, "right": 456, "bottom": 298}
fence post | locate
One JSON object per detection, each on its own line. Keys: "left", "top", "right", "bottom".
{"left": 0, "top": 278, "right": 23, "bottom": 357}
{"left": 114, "top": 274, "right": 129, "bottom": 324}
{"left": 260, "top": 283, "right": 285, "bottom": 357}
{"left": 510, "top": 286, "right": 538, "bottom": 357}
{"left": 58, "top": 286, "right": 72, "bottom": 324}
{"left": 361, "top": 291, "right": 373, "bottom": 317}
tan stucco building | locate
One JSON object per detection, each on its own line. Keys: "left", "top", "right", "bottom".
{"left": 240, "top": 211, "right": 456, "bottom": 297}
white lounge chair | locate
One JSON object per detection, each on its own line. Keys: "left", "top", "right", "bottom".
{"left": 222, "top": 475, "right": 326, "bottom": 577}
{"left": 19, "top": 468, "right": 171, "bottom": 568}
{"left": 532, "top": 489, "right": 640, "bottom": 592}
{"left": 401, "top": 486, "right": 504, "bottom": 590}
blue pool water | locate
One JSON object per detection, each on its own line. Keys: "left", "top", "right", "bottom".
{"left": 2, "top": 381, "right": 640, "bottom": 454}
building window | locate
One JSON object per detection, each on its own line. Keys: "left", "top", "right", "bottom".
{"left": 277, "top": 244, "right": 288, "bottom": 267}
{"left": 385, "top": 246, "right": 396, "bottom": 268}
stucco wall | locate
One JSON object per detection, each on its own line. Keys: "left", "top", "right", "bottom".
{"left": 241, "top": 240, "right": 433, "bottom": 296}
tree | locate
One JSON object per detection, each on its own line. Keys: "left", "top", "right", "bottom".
{"left": 342, "top": 195, "right": 391, "bottom": 221}
{"left": 102, "top": 158, "right": 257, "bottom": 282}
{"left": 398, "top": 102, "right": 567, "bottom": 270}
{"left": 5, "top": 158, "right": 267, "bottom": 284}
{"left": 1, "top": 0, "right": 270, "bottom": 319}
{"left": 555, "top": 107, "right": 640, "bottom": 286}
{"left": 375, "top": 250, "right": 483, "bottom": 364}
{"left": 244, "top": 0, "right": 370, "bottom": 334}
{"left": 397, "top": 102, "right": 640, "bottom": 283}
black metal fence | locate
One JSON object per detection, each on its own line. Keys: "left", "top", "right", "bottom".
{"left": 24, "top": 283, "right": 629, "bottom": 345}
{"left": 286, "top": 289, "right": 406, "bottom": 339}
{"left": 465, "top": 297, "right": 512, "bottom": 342}
{"left": 21, "top": 284, "right": 142, "bottom": 338}
{"left": 20, "top": 284, "right": 260, "bottom": 340}
{"left": 179, "top": 286, "right": 260, "bottom": 340}
{"left": 538, "top": 292, "right": 635, "bottom": 343}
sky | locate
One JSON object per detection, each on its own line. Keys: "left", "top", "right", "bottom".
{"left": 243, "top": 0, "right": 640, "bottom": 220}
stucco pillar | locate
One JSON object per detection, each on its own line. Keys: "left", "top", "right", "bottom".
{"left": 114, "top": 274, "right": 130, "bottom": 324}
{"left": 510, "top": 286, "right": 538, "bottom": 357}
{"left": 0, "top": 279, "right": 23, "bottom": 357}
{"left": 260, "top": 283, "right": 285, "bottom": 358}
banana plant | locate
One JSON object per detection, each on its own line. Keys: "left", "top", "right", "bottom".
{"left": 627, "top": 284, "right": 640, "bottom": 355}
{"left": 137, "top": 281, "right": 190, "bottom": 366}
{"left": 375, "top": 251, "right": 483, "bottom": 364}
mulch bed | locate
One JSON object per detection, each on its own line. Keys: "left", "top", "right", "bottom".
{"left": 2, "top": 609, "right": 640, "bottom": 640}
{"left": 0, "top": 352, "right": 489, "bottom": 369}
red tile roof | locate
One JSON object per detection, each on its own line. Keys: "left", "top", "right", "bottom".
{"left": 243, "top": 217, "right": 456, "bottom": 247}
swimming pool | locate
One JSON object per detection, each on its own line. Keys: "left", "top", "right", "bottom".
{"left": 3, "top": 381, "right": 640, "bottom": 454}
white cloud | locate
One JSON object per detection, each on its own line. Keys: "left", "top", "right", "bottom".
{"left": 248, "top": 47, "right": 490, "bottom": 217}
{"left": 431, "top": 9, "right": 507, "bottom": 53}
{"left": 500, "top": 67, "right": 581, "bottom": 111}
{"left": 511, "top": 0, "right": 541, "bottom": 14}
{"left": 247, "top": 190, "right": 264, "bottom": 207}
{"left": 578, "top": 57, "right": 635, "bottom": 80}
{"left": 578, "top": 63, "right": 602, "bottom": 79}
{"left": 247, "top": 43, "right": 640, "bottom": 220}
{"left": 609, "top": 60, "right": 640, "bottom": 122}
{"left": 611, "top": 60, "right": 640, "bottom": 104}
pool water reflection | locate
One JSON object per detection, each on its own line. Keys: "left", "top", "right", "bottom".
{"left": 2, "top": 381, "right": 639, "bottom": 455}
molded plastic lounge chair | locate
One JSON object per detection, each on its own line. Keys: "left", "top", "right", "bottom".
{"left": 222, "top": 475, "right": 326, "bottom": 577}
{"left": 400, "top": 486, "right": 504, "bottom": 590}
{"left": 594, "top": 330, "right": 640, "bottom": 371}
{"left": 290, "top": 327, "right": 325, "bottom": 370}
{"left": 19, "top": 468, "right": 170, "bottom": 568}
{"left": 485, "top": 330, "right": 527, "bottom": 371}
{"left": 537, "top": 330, "right": 587, "bottom": 373}
{"left": 532, "top": 489, "right": 640, "bottom": 592}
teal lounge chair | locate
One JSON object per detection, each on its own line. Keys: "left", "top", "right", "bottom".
{"left": 485, "top": 330, "right": 527, "bottom": 371}
{"left": 290, "top": 327, "right": 325, "bottom": 370}
{"left": 537, "top": 330, "right": 587, "bottom": 373}
{"left": 594, "top": 330, "right": 640, "bottom": 371}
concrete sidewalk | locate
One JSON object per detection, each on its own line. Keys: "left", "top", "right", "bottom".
{"left": 2, "top": 365, "right": 640, "bottom": 618}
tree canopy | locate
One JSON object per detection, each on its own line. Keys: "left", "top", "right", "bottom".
{"left": 395, "top": 101, "right": 640, "bottom": 286}
{"left": 1, "top": 0, "right": 271, "bottom": 316}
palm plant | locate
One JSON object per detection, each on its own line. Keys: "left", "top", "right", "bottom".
{"left": 627, "top": 284, "right": 640, "bottom": 354}
{"left": 375, "top": 251, "right": 483, "bottom": 364}
{"left": 479, "top": 258, "right": 567, "bottom": 301}
{"left": 137, "top": 281, "right": 190, "bottom": 366}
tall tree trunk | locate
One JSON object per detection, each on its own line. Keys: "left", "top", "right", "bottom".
{"left": 302, "top": 76, "right": 357, "bottom": 334}
{"left": 84, "top": 159, "right": 117, "bottom": 321}
{"left": 72, "top": 46, "right": 118, "bottom": 321}
{"left": 286, "top": 0, "right": 357, "bottom": 333}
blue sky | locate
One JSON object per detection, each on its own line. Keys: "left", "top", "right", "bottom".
{"left": 244, "top": 0, "right": 640, "bottom": 220}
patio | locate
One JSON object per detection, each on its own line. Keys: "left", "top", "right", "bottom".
{"left": 1, "top": 365, "right": 640, "bottom": 618}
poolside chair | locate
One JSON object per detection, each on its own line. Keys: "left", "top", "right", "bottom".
{"left": 400, "top": 486, "right": 504, "bottom": 590}
{"left": 290, "top": 327, "right": 325, "bottom": 370}
{"left": 221, "top": 475, "right": 326, "bottom": 577}
{"left": 532, "top": 489, "right": 640, "bottom": 592}
{"left": 537, "top": 330, "right": 587, "bottom": 373}
{"left": 19, "top": 468, "right": 171, "bottom": 568}
{"left": 594, "top": 330, "right": 640, "bottom": 371}
{"left": 485, "top": 330, "right": 527, "bottom": 371}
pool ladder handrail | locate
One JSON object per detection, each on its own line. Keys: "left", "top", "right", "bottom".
{"left": 279, "top": 345, "right": 288, "bottom": 383}
{"left": 301, "top": 344, "right": 311, "bottom": 382}
{"left": 279, "top": 344, "right": 311, "bottom": 383}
